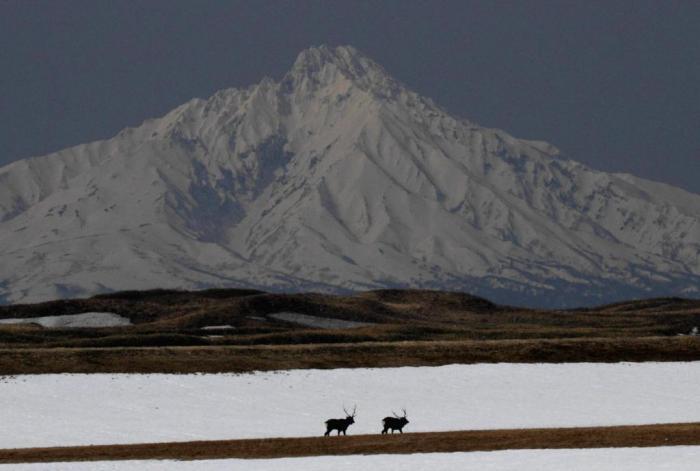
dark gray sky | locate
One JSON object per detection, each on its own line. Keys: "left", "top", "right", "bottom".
{"left": 2, "top": 0, "right": 699, "bottom": 193}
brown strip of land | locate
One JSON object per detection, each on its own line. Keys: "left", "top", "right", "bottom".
{"left": 1, "top": 336, "right": 700, "bottom": 375}
{"left": 2, "top": 422, "right": 700, "bottom": 463}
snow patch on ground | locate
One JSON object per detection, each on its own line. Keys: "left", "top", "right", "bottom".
{"left": 2, "top": 363, "right": 700, "bottom": 448}
{"left": 4, "top": 447, "right": 700, "bottom": 470}
{"left": 200, "top": 325, "right": 235, "bottom": 330}
{"left": 0, "top": 312, "right": 131, "bottom": 328}
{"left": 269, "top": 312, "right": 374, "bottom": 329}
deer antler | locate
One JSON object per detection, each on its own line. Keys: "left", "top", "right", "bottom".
{"left": 402, "top": 408, "right": 407, "bottom": 418}
{"left": 392, "top": 410, "right": 400, "bottom": 418}
{"left": 352, "top": 404, "right": 357, "bottom": 417}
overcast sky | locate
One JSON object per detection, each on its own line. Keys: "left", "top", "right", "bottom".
{"left": 1, "top": 0, "right": 699, "bottom": 193}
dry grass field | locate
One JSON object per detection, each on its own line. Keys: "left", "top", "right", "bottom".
{"left": 0, "top": 336, "right": 699, "bottom": 375}
{"left": 2, "top": 423, "right": 700, "bottom": 464}
{"left": 0, "top": 289, "right": 699, "bottom": 349}
{"left": 1, "top": 289, "right": 700, "bottom": 373}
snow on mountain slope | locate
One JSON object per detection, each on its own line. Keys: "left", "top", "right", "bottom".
{"left": 1, "top": 45, "right": 699, "bottom": 307}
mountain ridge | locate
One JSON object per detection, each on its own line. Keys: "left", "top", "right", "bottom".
{"left": 1, "top": 45, "right": 699, "bottom": 307}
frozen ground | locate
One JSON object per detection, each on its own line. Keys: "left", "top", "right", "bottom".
{"left": 2, "top": 363, "right": 700, "bottom": 448}
{"left": 0, "top": 312, "right": 131, "bottom": 328}
{"left": 3, "top": 447, "right": 700, "bottom": 470}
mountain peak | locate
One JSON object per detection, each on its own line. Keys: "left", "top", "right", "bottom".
{"left": 288, "top": 45, "right": 397, "bottom": 95}
{"left": 292, "top": 45, "right": 364, "bottom": 70}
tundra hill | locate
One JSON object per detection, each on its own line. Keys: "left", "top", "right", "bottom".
{"left": 1, "top": 288, "right": 700, "bottom": 349}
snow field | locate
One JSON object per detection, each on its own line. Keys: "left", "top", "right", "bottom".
{"left": 0, "top": 312, "right": 131, "bottom": 328}
{"left": 2, "top": 362, "right": 700, "bottom": 449}
{"left": 3, "top": 447, "right": 700, "bottom": 470}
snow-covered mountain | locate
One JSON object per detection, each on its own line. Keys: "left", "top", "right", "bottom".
{"left": 2, "top": 45, "right": 699, "bottom": 307}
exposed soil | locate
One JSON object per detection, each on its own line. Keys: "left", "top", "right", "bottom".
{"left": 2, "top": 422, "right": 699, "bottom": 463}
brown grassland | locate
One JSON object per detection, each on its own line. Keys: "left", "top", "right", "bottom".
{"left": 1, "top": 288, "right": 700, "bottom": 373}
{"left": 2, "top": 423, "right": 700, "bottom": 463}
{"left": 1, "top": 336, "right": 700, "bottom": 375}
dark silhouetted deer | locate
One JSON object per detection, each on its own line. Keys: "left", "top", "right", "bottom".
{"left": 324, "top": 405, "right": 356, "bottom": 436}
{"left": 381, "top": 408, "right": 409, "bottom": 434}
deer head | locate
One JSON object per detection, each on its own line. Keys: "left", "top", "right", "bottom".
{"left": 343, "top": 405, "right": 357, "bottom": 424}
{"left": 393, "top": 408, "right": 409, "bottom": 424}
